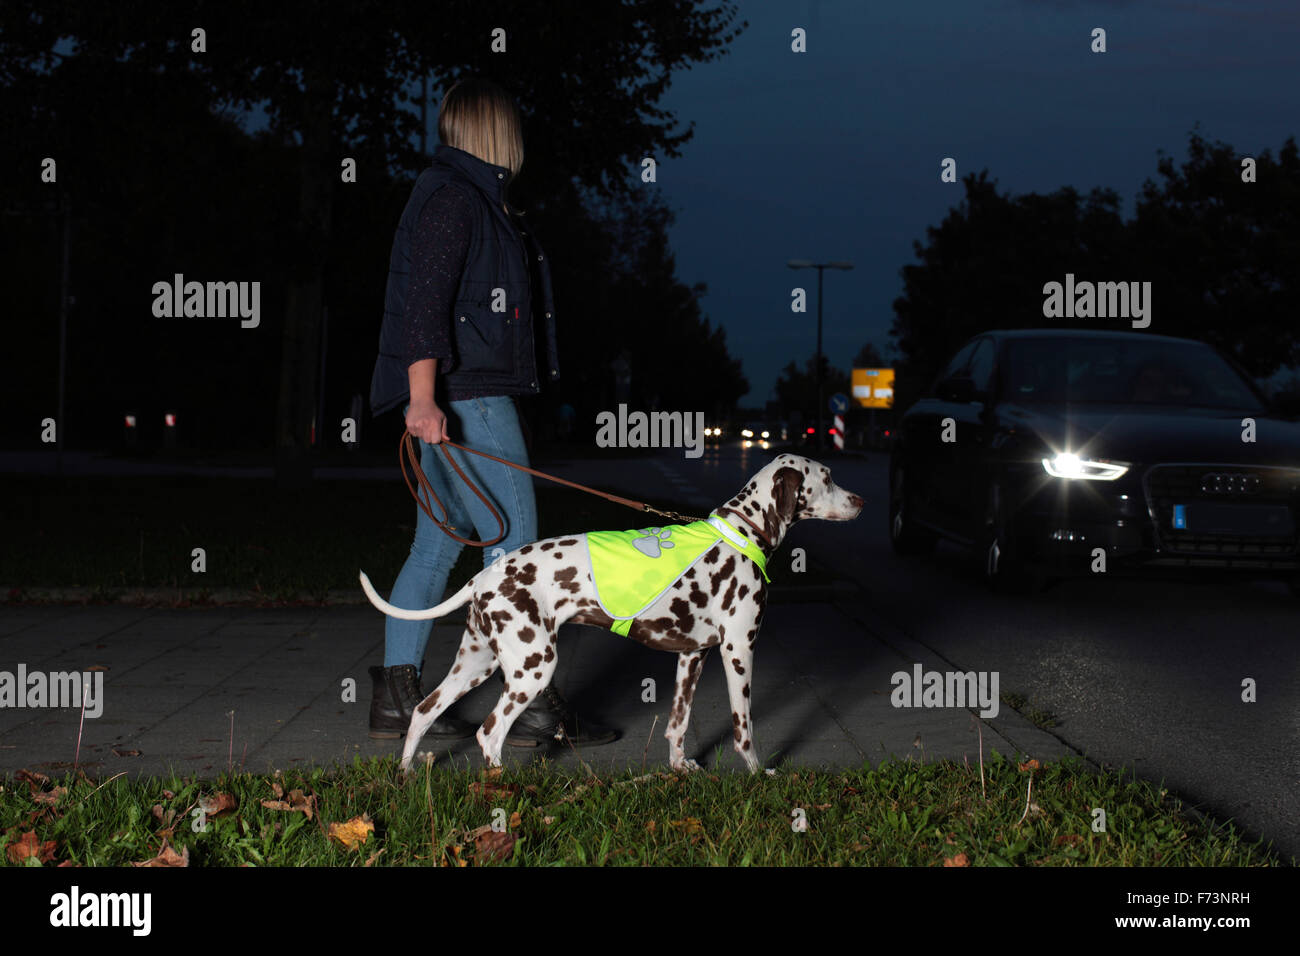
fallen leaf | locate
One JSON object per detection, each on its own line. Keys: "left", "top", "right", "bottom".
{"left": 133, "top": 840, "right": 189, "bottom": 868}
{"left": 162, "top": 790, "right": 175, "bottom": 800}
{"left": 542, "top": 816, "right": 556, "bottom": 826}
{"left": 944, "top": 852, "right": 970, "bottom": 867}
{"left": 199, "top": 792, "right": 237, "bottom": 817}
{"left": 474, "top": 830, "right": 516, "bottom": 863}
{"left": 668, "top": 817, "right": 704, "bottom": 836}
{"left": 327, "top": 816, "right": 374, "bottom": 850}
{"left": 508, "top": 811, "right": 522, "bottom": 829}
{"left": 812, "top": 803, "right": 832, "bottom": 811}
{"left": 1054, "top": 834, "right": 1084, "bottom": 847}
{"left": 1018, "top": 759, "right": 1041, "bottom": 772}
{"left": 645, "top": 819, "right": 656, "bottom": 833}
{"left": 364, "top": 848, "right": 386, "bottom": 867}
{"left": 271, "top": 781, "right": 284, "bottom": 799}
{"left": 32, "top": 787, "right": 67, "bottom": 807}
{"left": 6, "top": 831, "right": 57, "bottom": 864}
{"left": 112, "top": 748, "right": 142, "bottom": 758}
{"left": 468, "top": 780, "right": 519, "bottom": 802}
{"left": 16, "top": 770, "right": 50, "bottom": 793}
{"left": 151, "top": 804, "right": 165, "bottom": 820}
{"left": 260, "top": 788, "right": 315, "bottom": 821}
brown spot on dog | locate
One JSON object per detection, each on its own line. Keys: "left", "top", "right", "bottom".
{"left": 514, "top": 669, "right": 523, "bottom": 678}
{"left": 743, "top": 683, "right": 750, "bottom": 697}
{"left": 553, "top": 567, "right": 581, "bottom": 593}
{"left": 520, "top": 545, "right": 533, "bottom": 555}
{"left": 731, "top": 658, "right": 745, "bottom": 675}
{"left": 742, "top": 740, "right": 751, "bottom": 751}
{"left": 518, "top": 626, "right": 535, "bottom": 644}
{"left": 543, "top": 644, "right": 555, "bottom": 662}
{"left": 507, "top": 588, "right": 541, "bottom": 626}
{"left": 523, "top": 652, "right": 543, "bottom": 670}
{"left": 555, "top": 597, "right": 570, "bottom": 609}
{"left": 482, "top": 712, "right": 497, "bottom": 733}
{"left": 416, "top": 690, "right": 441, "bottom": 714}
{"left": 559, "top": 539, "right": 578, "bottom": 546}
{"left": 540, "top": 541, "right": 556, "bottom": 551}
{"left": 737, "top": 585, "right": 748, "bottom": 601}
{"left": 720, "top": 577, "right": 738, "bottom": 610}
{"left": 490, "top": 610, "right": 512, "bottom": 633}
{"left": 709, "top": 554, "right": 737, "bottom": 596}
{"left": 504, "top": 702, "right": 514, "bottom": 716}
{"left": 670, "top": 597, "right": 694, "bottom": 632}
{"left": 516, "top": 563, "right": 538, "bottom": 586}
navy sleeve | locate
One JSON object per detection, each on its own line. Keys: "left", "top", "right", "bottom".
{"left": 403, "top": 185, "right": 474, "bottom": 368}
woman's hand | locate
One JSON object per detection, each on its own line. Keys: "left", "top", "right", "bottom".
{"left": 406, "top": 398, "right": 449, "bottom": 444}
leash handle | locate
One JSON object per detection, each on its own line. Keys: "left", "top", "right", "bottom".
{"left": 399, "top": 432, "right": 706, "bottom": 548}
{"left": 400, "top": 432, "right": 507, "bottom": 547}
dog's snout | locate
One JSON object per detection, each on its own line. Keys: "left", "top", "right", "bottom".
{"left": 847, "top": 493, "right": 864, "bottom": 509}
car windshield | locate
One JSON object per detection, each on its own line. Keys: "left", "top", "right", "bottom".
{"left": 1001, "top": 337, "right": 1265, "bottom": 411}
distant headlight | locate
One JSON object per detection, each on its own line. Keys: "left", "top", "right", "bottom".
{"left": 761, "top": 430, "right": 770, "bottom": 439}
{"left": 1042, "top": 453, "right": 1129, "bottom": 481}
{"left": 741, "top": 429, "right": 753, "bottom": 438}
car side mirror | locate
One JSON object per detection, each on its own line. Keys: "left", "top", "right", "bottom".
{"left": 1273, "top": 389, "right": 1300, "bottom": 418}
{"left": 937, "top": 376, "right": 977, "bottom": 403}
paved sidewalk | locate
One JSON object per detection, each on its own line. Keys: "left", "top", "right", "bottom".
{"left": 0, "top": 587, "right": 1076, "bottom": 780}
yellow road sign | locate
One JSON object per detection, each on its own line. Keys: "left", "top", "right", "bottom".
{"left": 852, "top": 368, "right": 894, "bottom": 408}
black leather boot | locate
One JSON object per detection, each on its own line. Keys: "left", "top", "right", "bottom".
{"left": 505, "top": 683, "right": 620, "bottom": 748}
{"left": 368, "top": 664, "right": 476, "bottom": 740}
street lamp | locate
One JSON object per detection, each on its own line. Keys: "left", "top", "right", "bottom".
{"left": 787, "top": 259, "right": 853, "bottom": 451}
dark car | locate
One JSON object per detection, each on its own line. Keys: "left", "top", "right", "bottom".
{"left": 889, "top": 329, "right": 1300, "bottom": 592}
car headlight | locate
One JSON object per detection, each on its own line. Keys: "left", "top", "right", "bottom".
{"left": 741, "top": 429, "right": 753, "bottom": 438}
{"left": 1041, "top": 453, "right": 1129, "bottom": 481}
{"left": 761, "top": 430, "right": 770, "bottom": 439}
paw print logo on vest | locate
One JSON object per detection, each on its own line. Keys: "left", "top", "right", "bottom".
{"left": 631, "top": 527, "right": 675, "bottom": 558}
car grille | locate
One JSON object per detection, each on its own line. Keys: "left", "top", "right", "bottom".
{"left": 1144, "top": 464, "right": 1300, "bottom": 557}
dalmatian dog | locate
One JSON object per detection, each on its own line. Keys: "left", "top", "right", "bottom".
{"left": 359, "top": 453, "right": 863, "bottom": 774}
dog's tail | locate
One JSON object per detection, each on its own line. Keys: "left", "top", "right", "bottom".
{"left": 358, "top": 571, "right": 475, "bottom": 621}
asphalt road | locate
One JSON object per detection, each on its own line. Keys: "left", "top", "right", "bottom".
{"left": 545, "top": 439, "right": 1300, "bottom": 861}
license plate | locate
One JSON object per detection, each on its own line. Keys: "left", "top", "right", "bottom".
{"left": 1174, "top": 502, "right": 1295, "bottom": 536}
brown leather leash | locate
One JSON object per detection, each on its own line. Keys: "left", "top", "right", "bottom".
{"left": 399, "top": 431, "right": 709, "bottom": 547}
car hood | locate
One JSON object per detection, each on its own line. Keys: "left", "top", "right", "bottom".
{"left": 999, "top": 403, "right": 1300, "bottom": 465}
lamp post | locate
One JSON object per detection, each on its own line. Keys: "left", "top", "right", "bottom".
{"left": 787, "top": 259, "right": 852, "bottom": 451}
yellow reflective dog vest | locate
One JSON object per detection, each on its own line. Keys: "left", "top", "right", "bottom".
{"left": 585, "top": 514, "right": 770, "bottom": 637}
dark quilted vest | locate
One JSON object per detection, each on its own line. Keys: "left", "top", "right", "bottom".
{"left": 369, "top": 144, "right": 560, "bottom": 416}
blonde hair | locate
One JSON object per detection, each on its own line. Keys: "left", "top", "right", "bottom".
{"left": 437, "top": 77, "right": 525, "bottom": 180}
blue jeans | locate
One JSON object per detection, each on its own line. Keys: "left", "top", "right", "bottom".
{"left": 384, "top": 395, "right": 537, "bottom": 668}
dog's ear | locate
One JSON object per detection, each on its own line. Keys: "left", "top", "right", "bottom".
{"left": 772, "top": 466, "right": 804, "bottom": 523}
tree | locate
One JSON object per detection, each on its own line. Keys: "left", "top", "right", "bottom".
{"left": 3, "top": 0, "right": 748, "bottom": 484}
{"left": 773, "top": 355, "right": 849, "bottom": 421}
{"left": 852, "top": 342, "right": 889, "bottom": 368}
{"left": 1132, "top": 129, "right": 1300, "bottom": 377}
{"left": 888, "top": 130, "right": 1300, "bottom": 412}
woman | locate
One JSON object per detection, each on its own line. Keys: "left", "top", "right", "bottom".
{"left": 367, "top": 77, "right": 617, "bottom": 749}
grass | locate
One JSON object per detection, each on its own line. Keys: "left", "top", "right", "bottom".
{"left": 1000, "top": 691, "right": 1062, "bottom": 730}
{"left": 0, "top": 753, "right": 1282, "bottom": 867}
{"left": 1, "top": 470, "right": 825, "bottom": 601}
{"left": 0, "top": 474, "right": 678, "bottom": 599}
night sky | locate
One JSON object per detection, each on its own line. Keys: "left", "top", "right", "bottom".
{"left": 635, "top": 0, "right": 1299, "bottom": 402}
